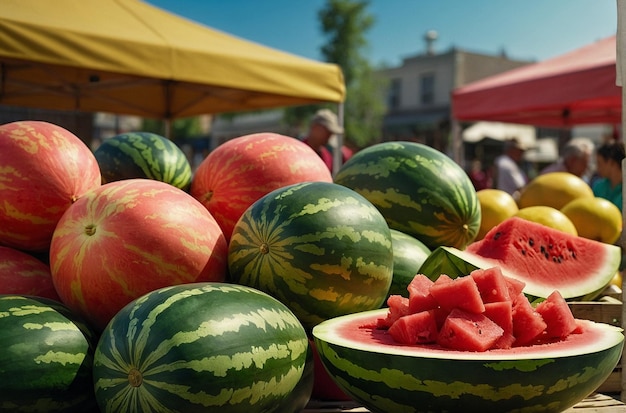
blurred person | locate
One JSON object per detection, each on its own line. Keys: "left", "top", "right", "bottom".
{"left": 302, "top": 109, "right": 352, "bottom": 172}
{"left": 468, "top": 159, "right": 492, "bottom": 190}
{"left": 493, "top": 138, "right": 529, "bottom": 198}
{"left": 592, "top": 141, "right": 625, "bottom": 211}
{"left": 539, "top": 137, "right": 594, "bottom": 180}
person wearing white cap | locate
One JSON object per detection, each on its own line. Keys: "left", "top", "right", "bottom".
{"left": 493, "top": 138, "right": 529, "bottom": 198}
{"left": 302, "top": 109, "right": 352, "bottom": 172}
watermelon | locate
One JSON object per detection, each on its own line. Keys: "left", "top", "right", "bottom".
{"left": 386, "top": 229, "right": 431, "bottom": 300}
{"left": 228, "top": 181, "right": 394, "bottom": 331}
{"left": 0, "top": 246, "right": 60, "bottom": 301}
{"left": 0, "top": 120, "right": 101, "bottom": 251}
{"left": 418, "top": 217, "right": 621, "bottom": 300}
{"left": 313, "top": 308, "right": 623, "bottom": 413}
{"left": 94, "top": 131, "right": 193, "bottom": 190}
{"left": 0, "top": 295, "right": 98, "bottom": 412}
{"left": 50, "top": 178, "right": 228, "bottom": 331}
{"left": 333, "top": 141, "right": 481, "bottom": 250}
{"left": 190, "top": 132, "right": 333, "bottom": 241}
{"left": 93, "top": 282, "right": 309, "bottom": 413}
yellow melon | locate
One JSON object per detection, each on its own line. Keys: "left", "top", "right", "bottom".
{"left": 514, "top": 205, "right": 578, "bottom": 236}
{"left": 518, "top": 172, "right": 594, "bottom": 210}
{"left": 476, "top": 189, "right": 519, "bottom": 240}
{"left": 561, "top": 197, "right": 623, "bottom": 244}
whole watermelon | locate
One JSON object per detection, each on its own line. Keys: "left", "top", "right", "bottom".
{"left": 0, "top": 246, "right": 60, "bottom": 301}
{"left": 50, "top": 178, "right": 228, "bottom": 331}
{"left": 94, "top": 131, "right": 193, "bottom": 190}
{"left": 228, "top": 181, "right": 394, "bottom": 331}
{"left": 0, "top": 295, "right": 98, "bottom": 412}
{"left": 334, "top": 141, "right": 481, "bottom": 250}
{"left": 190, "top": 132, "right": 333, "bottom": 241}
{"left": 93, "top": 282, "right": 309, "bottom": 413}
{"left": 0, "top": 120, "right": 101, "bottom": 251}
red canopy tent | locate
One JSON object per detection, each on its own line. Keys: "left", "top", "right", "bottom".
{"left": 452, "top": 35, "right": 620, "bottom": 127}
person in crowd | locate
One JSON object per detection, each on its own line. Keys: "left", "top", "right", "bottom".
{"left": 493, "top": 138, "right": 529, "bottom": 198}
{"left": 468, "top": 159, "right": 492, "bottom": 190}
{"left": 592, "top": 141, "right": 625, "bottom": 211}
{"left": 302, "top": 109, "right": 352, "bottom": 173}
{"left": 539, "top": 137, "right": 594, "bottom": 181}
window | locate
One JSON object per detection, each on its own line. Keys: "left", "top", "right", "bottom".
{"left": 388, "top": 78, "right": 401, "bottom": 109}
{"left": 420, "top": 73, "right": 435, "bottom": 104}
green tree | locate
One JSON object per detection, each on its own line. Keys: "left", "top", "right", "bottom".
{"left": 142, "top": 117, "right": 203, "bottom": 139}
{"left": 318, "top": 0, "right": 388, "bottom": 148}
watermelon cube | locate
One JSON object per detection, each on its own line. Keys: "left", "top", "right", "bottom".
{"left": 512, "top": 293, "right": 547, "bottom": 346}
{"left": 407, "top": 274, "right": 438, "bottom": 313}
{"left": 504, "top": 276, "right": 526, "bottom": 303}
{"left": 378, "top": 295, "right": 410, "bottom": 328}
{"left": 429, "top": 275, "right": 485, "bottom": 314}
{"left": 535, "top": 290, "right": 578, "bottom": 339}
{"left": 470, "top": 267, "right": 511, "bottom": 303}
{"left": 437, "top": 308, "right": 504, "bottom": 351}
{"left": 483, "top": 301, "right": 515, "bottom": 349}
{"left": 388, "top": 310, "right": 439, "bottom": 345}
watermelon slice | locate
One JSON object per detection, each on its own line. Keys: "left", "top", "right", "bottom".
{"left": 418, "top": 217, "right": 621, "bottom": 299}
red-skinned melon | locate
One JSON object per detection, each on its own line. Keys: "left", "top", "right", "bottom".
{"left": 0, "top": 246, "right": 60, "bottom": 301}
{"left": 190, "top": 133, "right": 333, "bottom": 241}
{"left": 50, "top": 178, "right": 228, "bottom": 331}
{"left": 0, "top": 121, "right": 101, "bottom": 252}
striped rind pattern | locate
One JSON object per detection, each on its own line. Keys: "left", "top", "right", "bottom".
{"left": 228, "top": 181, "right": 394, "bottom": 331}
{"left": 0, "top": 295, "right": 98, "bottom": 412}
{"left": 95, "top": 132, "right": 192, "bottom": 190}
{"left": 334, "top": 141, "right": 481, "bottom": 250}
{"left": 93, "top": 282, "right": 308, "bottom": 413}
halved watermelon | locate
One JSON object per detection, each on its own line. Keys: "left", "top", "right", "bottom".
{"left": 418, "top": 217, "right": 621, "bottom": 299}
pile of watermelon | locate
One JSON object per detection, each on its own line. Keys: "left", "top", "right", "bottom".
{"left": 377, "top": 267, "right": 579, "bottom": 351}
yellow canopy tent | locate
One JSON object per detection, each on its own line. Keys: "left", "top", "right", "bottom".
{"left": 0, "top": 0, "right": 345, "bottom": 119}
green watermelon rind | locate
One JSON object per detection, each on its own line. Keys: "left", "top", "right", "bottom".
{"left": 93, "top": 282, "right": 309, "bottom": 413}
{"left": 94, "top": 132, "right": 192, "bottom": 190}
{"left": 418, "top": 245, "right": 621, "bottom": 300}
{"left": 313, "top": 308, "right": 624, "bottom": 413}
{"left": 333, "top": 141, "right": 481, "bottom": 251}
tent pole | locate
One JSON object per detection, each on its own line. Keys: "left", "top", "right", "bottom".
{"left": 164, "top": 118, "right": 172, "bottom": 139}
{"left": 617, "top": 0, "right": 625, "bottom": 402}
{"left": 333, "top": 102, "right": 345, "bottom": 176}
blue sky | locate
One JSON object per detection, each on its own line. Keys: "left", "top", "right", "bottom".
{"left": 146, "top": 0, "right": 617, "bottom": 66}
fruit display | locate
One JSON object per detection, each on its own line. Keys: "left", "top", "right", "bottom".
{"left": 228, "top": 181, "right": 394, "bottom": 331}
{"left": 561, "top": 196, "right": 623, "bottom": 244}
{"left": 49, "top": 178, "right": 229, "bottom": 331}
{"left": 334, "top": 141, "right": 481, "bottom": 250}
{"left": 190, "top": 132, "right": 333, "bottom": 241}
{"left": 517, "top": 171, "right": 594, "bottom": 209}
{"left": 0, "top": 120, "right": 101, "bottom": 251}
{"left": 419, "top": 217, "right": 621, "bottom": 300}
{"left": 513, "top": 205, "right": 578, "bottom": 235}
{"left": 313, "top": 305, "right": 623, "bottom": 413}
{"left": 475, "top": 188, "right": 518, "bottom": 240}
{"left": 93, "top": 283, "right": 309, "bottom": 413}
{"left": 94, "top": 131, "right": 193, "bottom": 191}
{"left": 0, "top": 295, "right": 99, "bottom": 412}
{"left": 0, "top": 120, "right": 622, "bottom": 412}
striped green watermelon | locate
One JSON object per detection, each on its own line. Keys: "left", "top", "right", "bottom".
{"left": 313, "top": 308, "right": 623, "bottom": 413}
{"left": 93, "top": 282, "right": 309, "bottom": 413}
{"left": 94, "top": 131, "right": 192, "bottom": 190}
{"left": 0, "top": 295, "right": 98, "bottom": 412}
{"left": 228, "top": 181, "right": 394, "bottom": 331}
{"left": 334, "top": 141, "right": 481, "bottom": 250}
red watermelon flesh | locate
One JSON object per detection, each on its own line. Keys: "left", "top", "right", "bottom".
{"left": 380, "top": 267, "right": 580, "bottom": 351}
{"left": 437, "top": 309, "right": 504, "bottom": 352}
{"left": 470, "top": 267, "right": 511, "bottom": 303}
{"left": 536, "top": 291, "right": 578, "bottom": 339}
{"left": 388, "top": 310, "right": 438, "bottom": 345}
{"left": 407, "top": 274, "right": 437, "bottom": 313}
{"left": 512, "top": 293, "right": 548, "bottom": 346}
{"left": 429, "top": 275, "right": 484, "bottom": 313}
{"left": 464, "top": 217, "right": 621, "bottom": 299}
